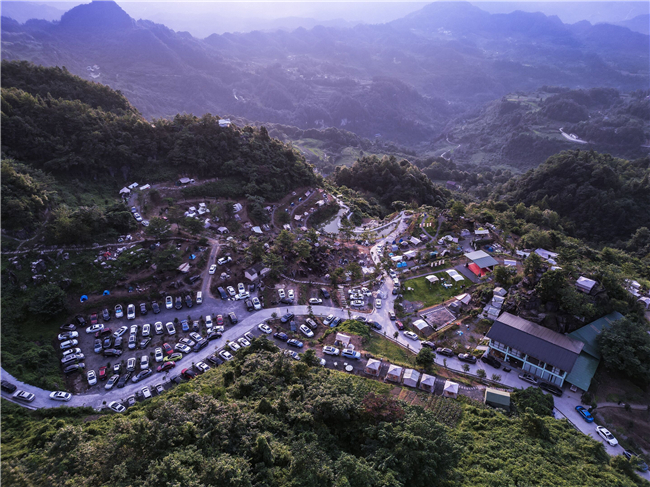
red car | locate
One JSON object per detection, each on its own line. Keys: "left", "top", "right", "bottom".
{"left": 181, "top": 368, "right": 197, "bottom": 380}
{"left": 95, "top": 328, "right": 112, "bottom": 338}
{"left": 157, "top": 361, "right": 176, "bottom": 373}
{"left": 396, "top": 321, "right": 404, "bottom": 330}
{"left": 90, "top": 313, "right": 98, "bottom": 325}
{"left": 163, "top": 343, "right": 173, "bottom": 356}
{"left": 216, "top": 315, "right": 224, "bottom": 326}
{"left": 98, "top": 366, "right": 107, "bottom": 380}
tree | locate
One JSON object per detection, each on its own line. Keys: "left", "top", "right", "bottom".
{"left": 182, "top": 217, "right": 204, "bottom": 235}
{"left": 535, "top": 269, "right": 565, "bottom": 301}
{"left": 450, "top": 200, "right": 466, "bottom": 217}
{"left": 491, "top": 374, "right": 502, "bottom": 382}
{"left": 394, "top": 331, "right": 399, "bottom": 339}
{"left": 598, "top": 318, "right": 650, "bottom": 386}
{"left": 476, "top": 369, "right": 486, "bottom": 379}
{"left": 276, "top": 229, "right": 295, "bottom": 254}
{"left": 512, "top": 387, "right": 554, "bottom": 416}
{"left": 146, "top": 217, "right": 171, "bottom": 238}
{"left": 247, "top": 237, "right": 265, "bottom": 262}
{"left": 347, "top": 262, "right": 363, "bottom": 282}
{"left": 493, "top": 266, "right": 514, "bottom": 287}
{"left": 262, "top": 252, "right": 285, "bottom": 278}
{"left": 302, "top": 349, "right": 320, "bottom": 367}
{"left": 523, "top": 252, "right": 543, "bottom": 280}
{"left": 28, "top": 284, "right": 67, "bottom": 316}
{"left": 278, "top": 211, "right": 291, "bottom": 225}
{"left": 462, "top": 364, "right": 470, "bottom": 373}
{"left": 330, "top": 267, "right": 345, "bottom": 286}
{"left": 416, "top": 347, "right": 434, "bottom": 367}
{"left": 294, "top": 239, "right": 312, "bottom": 261}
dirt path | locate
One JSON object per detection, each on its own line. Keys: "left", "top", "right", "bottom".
{"left": 201, "top": 239, "right": 221, "bottom": 298}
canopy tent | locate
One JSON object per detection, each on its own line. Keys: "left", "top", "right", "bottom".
{"left": 402, "top": 369, "right": 421, "bottom": 388}
{"left": 386, "top": 364, "right": 403, "bottom": 382}
{"left": 504, "top": 259, "right": 517, "bottom": 267}
{"left": 446, "top": 270, "right": 465, "bottom": 282}
{"left": 335, "top": 333, "right": 352, "bottom": 348}
{"left": 365, "top": 358, "right": 381, "bottom": 376}
{"left": 419, "top": 374, "right": 436, "bottom": 392}
{"left": 442, "top": 380, "right": 459, "bottom": 398}
{"left": 468, "top": 263, "right": 487, "bottom": 277}
{"left": 456, "top": 293, "right": 471, "bottom": 305}
{"left": 119, "top": 187, "right": 131, "bottom": 195}
{"left": 426, "top": 275, "right": 439, "bottom": 284}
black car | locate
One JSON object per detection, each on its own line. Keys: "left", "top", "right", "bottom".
{"left": 151, "top": 301, "right": 160, "bottom": 314}
{"left": 280, "top": 297, "right": 294, "bottom": 305}
{"left": 217, "top": 287, "right": 228, "bottom": 300}
{"left": 245, "top": 299, "right": 254, "bottom": 311}
{"left": 114, "top": 336, "right": 123, "bottom": 349}
{"left": 60, "top": 323, "right": 76, "bottom": 331}
{"left": 281, "top": 312, "right": 295, "bottom": 323}
{"left": 75, "top": 315, "right": 87, "bottom": 326}
{"left": 193, "top": 339, "right": 209, "bottom": 352}
{"left": 102, "top": 308, "right": 111, "bottom": 321}
{"left": 481, "top": 354, "right": 501, "bottom": 369}
{"left": 320, "top": 288, "right": 330, "bottom": 299}
{"left": 421, "top": 341, "right": 436, "bottom": 349}
{"left": 181, "top": 368, "right": 197, "bottom": 380}
{"left": 228, "top": 312, "right": 238, "bottom": 324}
{"left": 117, "top": 372, "right": 132, "bottom": 388}
{"left": 207, "top": 331, "right": 222, "bottom": 341}
{"left": 623, "top": 451, "right": 649, "bottom": 472}
{"left": 369, "top": 321, "right": 381, "bottom": 330}
{"left": 457, "top": 353, "right": 477, "bottom": 364}
{"left": 175, "top": 296, "right": 183, "bottom": 310}
{"left": 189, "top": 275, "right": 201, "bottom": 284}
{"left": 273, "top": 332, "right": 289, "bottom": 341}
{"left": 131, "top": 369, "right": 153, "bottom": 383}
{"left": 185, "top": 295, "right": 193, "bottom": 308}
{"left": 1, "top": 380, "right": 17, "bottom": 393}
{"left": 539, "top": 382, "right": 563, "bottom": 397}
{"left": 207, "top": 354, "right": 224, "bottom": 366}
{"left": 140, "top": 303, "right": 148, "bottom": 315}
{"left": 103, "top": 348, "right": 122, "bottom": 357}
{"left": 436, "top": 347, "right": 455, "bottom": 357}
{"left": 139, "top": 337, "right": 152, "bottom": 349}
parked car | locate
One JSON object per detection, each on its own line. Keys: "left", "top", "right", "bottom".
{"left": 49, "top": 391, "right": 72, "bottom": 402}
{"left": 195, "top": 361, "right": 210, "bottom": 373}
{"left": 176, "top": 343, "right": 192, "bottom": 354}
{"left": 64, "top": 363, "right": 85, "bottom": 375}
{"left": 102, "top": 308, "right": 111, "bottom": 321}
{"left": 151, "top": 301, "right": 160, "bottom": 314}
{"left": 185, "top": 295, "right": 193, "bottom": 308}
{"left": 323, "top": 346, "right": 340, "bottom": 356}
{"left": 92, "top": 339, "right": 102, "bottom": 353}
{"left": 207, "top": 354, "right": 224, "bottom": 366}
{"left": 207, "top": 331, "right": 222, "bottom": 341}
{"left": 164, "top": 353, "right": 183, "bottom": 363}
{"left": 174, "top": 296, "right": 183, "bottom": 310}
{"left": 103, "top": 348, "right": 122, "bottom": 357}
{"left": 237, "top": 337, "right": 251, "bottom": 348}
{"left": 458, "top": 353, "right": 477, "bottom": 364}
{"left": 139, "top": 337, "right": 152, "bottom": 349}
{"left": 59, "top": 331, "right": 80, "bottom": 340}
{"left": 575, "top": 406, "right": 594, "bottom": 423}
{"left": 87, "top": 369, "right": 97, "bottom": 386}
{"left": 108, "top": 401, "right": 126, "bottom": 413}
{"left": 252, "top": 297, "right": 262, "bottom": 310}
{"left": 404, "top": 331, "right": 419, "bottom": 341}
{"left": 228, "top": 341, "right": 241, "bottom": 352}
{"left": 127, "top": 358, "right": 137, "bottom": 372}
{"left": 1, "top": 381, "right": 17, "bottom": 393}
{"left": 369, "top": 321, "right": 381, "bottom": 330}
{"left": 375, "top": 298, "right": 382, "bottom": 308}
{"left": 127, "top": 304, "right": 136, "bottom": 320}
{"left": 165, "top": 296, "right": 173, "bottom": 309}
{"left": 128, "top": 335, "right": 137, "bottom": 350}
{"left": 217, "top": 287, "right": 228, "bottom": 300}
{"left": 341, "top": 349, "right": 361, "bottom": 360}
{"left": 539, "top": 382, "right": 563, "bottom": 397}
{"left": 320, "top": 288, "right": 330, "bottom": 299}
{"left": 113, "top": 363, "right": 121, "bottom": 374}
{"left": 258, "top": 323, "right": 272, "bottom": 334}
{"left": 196, "top": 292, "right": 202, "bottom": 305}
{"left": 273, "top": 332, "right": 289, "bottom": 341}
{"left": 596, "top": 426, "right": 618, "bottom": 446}
{"left": 350, "top": 300, "right": 364, "bottom": 307}
{"left": 60, "top": 339, "right": 79, "bottom": 350}
{"left": 388, "top": 311, "right": 396, "bottom": 320}
{"left": 436, "top": 347, "right": 454, "bottom": 357}
{"left": 395, "top": 321, "right": 405, "bottom": 330}
{"left": 163, "top": 343, "right": 173, "bottom": 355}
{"left": 219, "top": 350, "right": 234, "bottom": 361}
{"left": 323, "top": 315, "right": 335, "bottom": 326}
{"left": 117, "top": 372, "right": 132, "bottom": 388}
{"left": 216, "top": 315, "right": 224, "bottom": 326}
{"left": 154, "top": 322, "right": 164, "bottom": 335}
{"left": 90, "top": 313, "right": 98, "bottom": 325}
{"left": 518, "top": 373, "right": 538, "bottom": 385}
{"left": 62, "top": 347, "right": 82, "bottom": 357}
{"left": 98, "top": 366, "right": 108, "bottom": 380}
{"left": 13, "top": 390, "right": 35, "bottom": 403}
{"left": 61, "top": 353, "right": 84, "bottom": 365}
{"left": 131, "top": 369, "right": 153, "bottom": 383}
{"left": 299, "top": 324, "right": 314, "bottom": 337}
{"left": 277, "top": 288, "right": 286, "bottom": 299}
{"left": 623, "top": 451, "right": 649, "bottom": 472}
{"left": 166, "top": 322, "right": 176, "bottom": 335}
{"left": 228, "top": 312, "right": 238, "bottom": 324}
{"left": 113, "top": 326, "right": 128, "bottom": 338}
{"left": 281, "top": 312, "right": 295, "bottom": 323}
{"left": 154, "top": 347, "right": 164, "bottom": 363}
{"left": 217, "top": 256, "right": 232, "bottom": 265}
{"left": 60, "top": 323, "right": 76, "bottom": 331}
{"left": 227, "top": 286, "right": 237, "bottom": 297}
{"left": 309, "top": 298, "right": 322, "bottom": 305}
{"left": 139, "top": 302, "right": 148, "bottom": 315}
{"left": 141, "top": 324, "right": 151, "bottom": 337}
{"left": 287, "top": 339, "right": 304, "bottom": 348}
{"left": 181, "top": 368, "right": 197, "bottom": 380}
{"left": 141, "top": 386, "right": 152, "bottom": 399}
{"left": 75, "top": 315, "right": 87, "bottom": 326}
{"left": 209, "top": 264, "right": 218, "bottom": 274}
{"left": 130, "top": 324, "right": 139, "bottom": 336}
{"left": 158, "top": 361, "right": 176, "bottom": 373}
{"left": 421, "top": 341, "right": 436, "bottom": 349}
{"left": 102, "top": 336, "right": 113, "bottom": 349}
{"left": 305, "top": 318, "right": 318, "bottom": 330}
{"left": 181, "top": 320, "right": 190, "bottom": 332}
{"left": 481, "top": 354, "right": 501, "bottom": 369}
{"left": 193, "top": 339, "right": 209, "bottom": 352}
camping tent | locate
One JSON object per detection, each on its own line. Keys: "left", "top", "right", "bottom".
{"left": 335, "top": 333, "right": 352, "bottom": 348}
{"left": 80, "top": 295, "right": 88, "bottom": 302}
{"left": 386, "top": 365, "right": 403, "bottom": 382}
{"left": 419, "top": 374, "right": 436, "bottom": 392}
{"left": 442, "top": 380, "right": 459, "bottom": 398}
{"left": 402, "top": 369, "right": 421, "bottom": 388}
{"left": 455, "top": 293, "right": 471, "bottom": 305}
{"left": 426, "top": 275, "right": 439, "bottom": 284}
{"left": 365, "top": 358, "right": 381, "bottom": 376}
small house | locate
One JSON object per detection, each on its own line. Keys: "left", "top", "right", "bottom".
{"left": 413, "top": 319, "right": 432, "bottom": 336}
{"left": 576, "top": 276, "right": 597, "bottom": 294}
{"left": 442, "top": 380, "right": 459, "bottom": 399}
{"left": 639, "top": 297, "right": 650, "bottom": 309}
{"left": 251, "top": 226, "right": 263, "bottom": 234}
{"left": 504, "top": 259, "right": 517, "bottom": 267}
{"left": 491, "top": 295, "right": 505, "bottom": 309}
{"left": 244, "top": 263, "right": 270, "bottom": 282}
{"left": 464, "top": 250, "right": 499, "bottom": 276}
{"left": 419, "top": 374, "right": 436, "bottom": 392}
{"left": 178, "top": 177, "right": 193, "bottom": 185}
{"left": 446, "top": 181, "right": 458, "bottom": 190}
{"left": 484, "top": 388, "right": 511, "bottom": 411}
{"left": 535, "top": 248, "right": 559, "bottom": 265}
{"left": 139, "top": 184, "right": 151, "bottom": 190}
{"left": 410, "top": 236, "right": 422, "bottom": 246}
{"left": 474, "top": 228, "right": 490, "bottom": 237}
{"left": 364, "top": 358, "right": 381, "bottom": 376}
{"left": 402, "top": 369, "right": 420, "bottom": 388}
{"left": 493, "top": 287, "right": 507, "bottom": 297}
{"left": 456, "top": 293, "right": 471, "bottom": 305}
{"left": 403, "top": 250, "right": 417, "bottom": 260}
{"left": 386, "top": 365, "right": 403, "bottom": 383}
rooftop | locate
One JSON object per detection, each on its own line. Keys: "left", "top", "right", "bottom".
{"left": 568, "top": 311, "right": 624, "bottom": 359}
{"left": 464, "top": 250, "right": 499, "bottom": 268}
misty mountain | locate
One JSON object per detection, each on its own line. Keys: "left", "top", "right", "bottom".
{"left": 0, "top": 1, "right": 65, "bottom": 23}
{"left": 1, "top": 1, "right": 647, "bottom": 146}
{"left": 607, "top": 14, "right": 650, "bottom": 36}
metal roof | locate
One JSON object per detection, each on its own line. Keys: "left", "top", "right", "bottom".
{"left": 487, "top": 312, "right": 583, "bottom": 372}
{"left": 464, "top": 250, "right": 499, "bottom": 268}
{"left": 565, "top": 353, "right": 600, "bottom": 391}
{"left": 568, "top": 311, "right": 623, "bottom": 359}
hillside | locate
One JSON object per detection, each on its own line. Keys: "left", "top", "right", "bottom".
{"left": 495, "top": 150, "right": 650, "bottom": 244}
{"left": 0, "top": 343, "right": 641, "bottom": 487}
{"left": 0, "top": 61, "right": 318, "bottom": 240}
{"left": 1, "top": 1, "right": 648, "bottom": 146}
{"left": 436, "top": 88, "right": 649, "bottom": 170}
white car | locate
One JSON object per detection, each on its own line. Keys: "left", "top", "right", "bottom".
{"left": 87, "top": 369, "right": 97, "bottom": 386}
{"left": 258, "top": 323, "right": 272, "bottom": 334}
{"left": 154, "top": 322, "right": 164, "bottom": 335}
{"left": 113, "top": 326, "right": 128, "bottom": 338}
{"left": 228, "top": 341, "right": 241, "bottom": 352}
{"left": 127, "top": 304, "right": 136, "bottom": 320}
{"left": 140, "top": 355, "right": 150, "bottom": 370}
{"left": 133, "top": 212, "right": 143, "bottom": 222}
{"left": 209, "top": 264, "right": 217, "bottom": 275}
{"left": 127, "top": 358, "right": 136, "bottom": 371}
{"left": 375, "top": 298, "right": 382, "bottom": 309}
{"left": 404, "top": 331, "right": 419, "bottom": 341}
{"left": 196, "top": 292, "right": 202, "bottom": 304}
{"left": 299, "top": 324, "right": 314, "bottom": 338}
{"left": 114, "top": 304, "right": 124, "bottom": 318}
{"left": 252, "top": 297, "right": 262, "bottom": 310}
{"left": 596, "top": 426, "right": 618, "bottom": 446}
{"left": 288, "top": 289, "right": 295, "bottom": 299}
{"left": 142, "top": 324, "right": 151, "bottom": 337}
{"left": 59, "top": 331, "right": 80, "bottom": 340}
{"left": 278, "top": 288, "right": 286, "bottom": 299}
{"left": 238, "top": 283, "right": 246, "bottom": 294}
{"left": 141, "top": 386, "right": 152, "bottom": 399}
{"left": 165, "top": 296, "right": 173, "bottom": 309}
{"left": 361, "top": 287, "right": 372, "bottom": 296}
{"left": 324, "top": 315, "right": 335, "bottom": 326}
{"left": 217, "top": 256, "right": 232, "bottom": 265}
{"left": 237, "top": 337, "right": 251, "bottom": 348}
{"left": 350, "top": 300, "right": 364, "bottom": 307}
{"left": 236, "top": 292, "right": 250, "bottom": 301}
{"left": 309, "top": 298, "right": 322, "bottom": 305}
{"left": 219, "top": 350, "right": 234, "bottom": 361}
{"left": 49, "top": 391, "right": 72, "bottom": 402}
{"left": 13, "top": 390, "right": 35, "bottom": 402}
{"left": 166, "top": 322, "right": 176, "bottom": 335}
{"left": 227, "top": 286, "right": 236, "bottom": 297}
{"left": 205, "top": 315, "right": 213, "bottom": 329}
{"left": 60, "top": 339, "right": 79, "bottom": 350}
{"left": 129, "top": 324, "right": 139, "bottom": 336}
{"left": 108, "top": 401, "right": 126, "bottom": 413}
{"left": 62, "top": 347, "right": 82, "bottom": 357}
{"left": 154, "top": 347, "right": 164, "bottom": 363}
{"left": 195, "top": 361, "right": 210, "bottom": 373}
{"left": 61, "top": 353, "right": 84, "bottom": 364}
{"left": 323, "top": 345, "right": 340, "bottom": 355}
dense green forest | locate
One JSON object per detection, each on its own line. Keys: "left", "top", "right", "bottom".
{"left": 495, "top": 150, "right": 650, "bottom": 244}
{"left": 1, "top": 340, "right": 641, "bottom": 487}
{"left": 332, "top": 155, "right": 447, "bottom": 214}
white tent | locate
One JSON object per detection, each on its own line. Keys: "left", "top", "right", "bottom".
{"left": 443, "top": 380, "right": 459, "bottom": 398}
{"left": 335, "top": 333, "right": 351, "bottom": 348}
{"left": 386, "top": 364, "right": 403, "bottom": 382}
{"left": 493, "top": 287, "right": 507, "bottom": 297}
{"left": 403, "top": 250, "right": 417, "bottom": 260}
{"left": 576, "top": 276, "right": 597, "bottom": 293}
{"left": 426, "top": 275, "right": 439, "bottom": 284}
{"left": 639, "top": 297, "right": 650, "bottom": 309}
{"left": 456, "top": 293, "right": 471, "bottom": 305}
{"left": 402, "top": 369, "right": 420, "bottom": 388}
{"left": 365, "top": 358, "right": 381, "bottom": 376}
{"left": 413, "top": 319, "right": 432, "bottom": 335}
{"left": 251, "top": 226, "right": 263, "bottom": 234}
{"left": 504, "top": 259, "right": 517, "bottom": 267}
{"left": 446, "top": 270, "right": 465, "bottom": 282}
{"left": 410, "top": 236, "right": 422, "bottom": 246}
{"left": 419, "top": 374, "right": 436, "bottom": 392}
{"left": 119, "top": 187, "right": 131, "bottom": 195}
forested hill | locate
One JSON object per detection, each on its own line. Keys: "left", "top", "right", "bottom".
{"left": 332, "top": 155, "right": 447, "bottom": 212}
{"left": 1, "top": 341, "right": 640, "bottom": 487}
{"left": 1, "top": 61, "right": 317, "bottom": 201}
{"left": 495, "top": 150, "right": 650, "bottom": 244}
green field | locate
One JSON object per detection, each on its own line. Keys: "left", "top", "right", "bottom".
{"left": 366, "top": 334, "right": 416, "bottom": 368}
{"left": 402, "top": 275, "right": 466, "bottom": 308}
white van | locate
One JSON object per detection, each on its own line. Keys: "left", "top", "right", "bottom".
{"left": 196, "top": 291, "right": 202, "bottom": 304}
{"left": 205, "top": 315, "right": 213, "bottom": 329}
